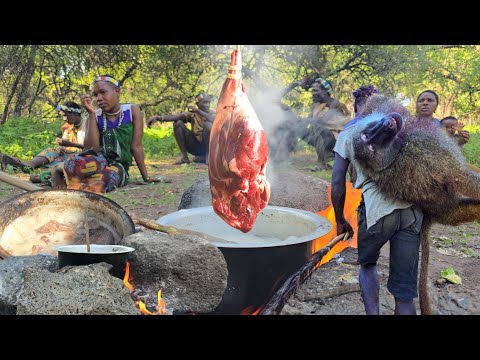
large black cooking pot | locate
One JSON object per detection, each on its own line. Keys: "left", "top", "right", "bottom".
{"left": 0, "top": 189, "right": 135, "bottom": 257}
{"left": 158, "top": 205, "right": 332, "bottom": 314}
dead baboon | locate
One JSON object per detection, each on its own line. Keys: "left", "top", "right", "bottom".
{"left": 352, "top": 110, "right": 480, "bottom": 315}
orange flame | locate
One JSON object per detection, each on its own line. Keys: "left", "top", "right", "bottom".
{"left": 156, "top": 290, "right": 166, "bottom": 314}
{"left": 136, "top": 290, "right": 165, "bottom": 315}
{"left": 312, "top": 181, "right": 361, "bottom": 267}
{"left": 240, "top": 305, "right": 261, "bottom": 315}
{"left": 123, "top": 261, "right": 167, "bottom": 315}
{"left": 123, "top": 261, "right": 134, "bottom": 291}
{"left": 240, "top": 182, "right": 361, "bottom": 315}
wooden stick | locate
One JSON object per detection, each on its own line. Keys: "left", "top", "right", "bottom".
{"left": 131, "top": 215, "right": 236, "bottom": 244}
{"left": 0, "top": 170, "right": 42, "bottom": 191}
{"left": 85, "top": 212, "right": 90, "bottom": 253}
{"left": 259, "top": 232, "right": 349, "bottom": 315}
{"left": 300, "top": 283, "right": 361, "bottom": 302}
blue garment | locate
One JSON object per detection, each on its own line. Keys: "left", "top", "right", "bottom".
{"left": 344, "top": 114, "right": 363, "bottom": 128}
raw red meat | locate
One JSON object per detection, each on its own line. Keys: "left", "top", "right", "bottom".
{"left": 208, "top": 48, "right": 270, "bottom": 233}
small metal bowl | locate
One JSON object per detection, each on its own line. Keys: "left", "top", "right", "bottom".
{"left": 55, "top": 244, "right": 135, "bottom": 279}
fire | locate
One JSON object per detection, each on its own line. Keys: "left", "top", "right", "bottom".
{"left": 123, "top": 261, "right": 134, "bottom": 291}
{"left": 240, "top": 305, "right": 261, "bottom": 315}
{"left": 239, "top": 181, "right": 361, "bottom": 316}
{"left": 312, "top": 181, "right": 361, "bottom": 267}
{"left": 135, "top": 290, "right": 166, "bottom": 315}
{"left": 123, "top": 261, "right": 167, "bottom": 315}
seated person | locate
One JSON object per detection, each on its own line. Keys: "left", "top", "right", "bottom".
{"left": 0, "top": 102, "right": 86, "bottom": 173}
{"left": 440, "top": 116, "right": 479, "bottom": 173}
{"left": 51, "top": 75, "right": 158, "bottom": 193}
{"left": 306, "top": 78, "right": 350, "bottom": 136}
{"left": 147, "top": 92, "right": 215, "bottom": 165}
{"left": 274, "top": 75, "right": 350, "bottom": 170}
{"left": 440, "top": 116, "right": 470, "bottom": 147}
{"left": 274, "top": 76, "right": 350, "bottom": 170}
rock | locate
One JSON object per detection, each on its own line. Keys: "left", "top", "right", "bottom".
{"left": 122, "top": 231, "right": 228, "bottom": 314}
{"left": 16, "top": 263, "right": 138, "bottom": 315}
{"left": 0, "top": 255, "right": 58, "bottom": 315}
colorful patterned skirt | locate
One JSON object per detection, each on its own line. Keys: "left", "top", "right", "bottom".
{"left": 63, "top": 153, "right": 126, "bottom": 193}
{"left": 36, "top": 147, "right": 77, "bottom": 167}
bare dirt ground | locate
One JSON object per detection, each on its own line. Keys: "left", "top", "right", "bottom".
{"left": 1, "top": 150, "right": 479, "bottom": 315}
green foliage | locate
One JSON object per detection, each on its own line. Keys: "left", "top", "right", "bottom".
{"left": 461, "top": 247, "right": 480, "bottom": 258}
{"left": 2, "top": 45, "right": 480, "bottom": 127}
{"left": 142, "top": 125, "right": 178, "bottom": 159}
{"left": 0, "top": 117, "right": 60, "bottom": 159}
{"left": 0, "top": 117, "right": 180, "bottom": 163}
{"left": 440, "top": 265, "right": 462, "bottom": 284}
{"left": 463, "top": 126, "right": 480, "bottom": 167}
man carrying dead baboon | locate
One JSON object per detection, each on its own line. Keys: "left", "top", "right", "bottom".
{"left": 331, "top": 97, "right": 422, "bottom": 315}
{"left": 332, "top": 94, "right": 480, "bottom": 315}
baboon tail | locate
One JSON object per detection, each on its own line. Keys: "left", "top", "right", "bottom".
{"left": 419, "top": 219, "right": 432, "bottom": 315}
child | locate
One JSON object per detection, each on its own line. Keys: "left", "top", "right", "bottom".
{"left": 0, "top": 102, "right": 86, "bottom": 174}
{"left": 51, "top": 75, "right": 158, "bottom": 193}
{"left": 440, "top": 116, "right": 470, "bottom": 147}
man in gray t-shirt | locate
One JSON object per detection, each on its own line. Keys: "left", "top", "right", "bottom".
{"left": 331, "top": 113, "right": 424, "bottom": 315}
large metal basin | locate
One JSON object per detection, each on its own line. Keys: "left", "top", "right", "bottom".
{"left": 0, "top": 190, "right": 135, "bottom": 257}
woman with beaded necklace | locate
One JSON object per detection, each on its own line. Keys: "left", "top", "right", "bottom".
{"left": 51, "top": 75, "right": 158, "bottom": 193}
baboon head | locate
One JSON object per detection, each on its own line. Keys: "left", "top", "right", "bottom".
{"left": 353, "top": 112, "right": 405, "bottom": 172}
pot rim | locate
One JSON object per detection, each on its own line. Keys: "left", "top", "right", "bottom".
{"left": 157, "top": 205, "right": 332, "bottom": 248}
{"left": 55, "top": 244, "right": 135, "bottom": 255}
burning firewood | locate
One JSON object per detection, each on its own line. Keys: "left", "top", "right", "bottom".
{"left": 259, "top": 232, "right": 348, "bottom": 315}
{"left": 208, "top": 46, "right": 270, "bottom": 233}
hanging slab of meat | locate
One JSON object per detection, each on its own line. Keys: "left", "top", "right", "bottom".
{"left": 208, "top": 48, "right": 270, "bottom": 233}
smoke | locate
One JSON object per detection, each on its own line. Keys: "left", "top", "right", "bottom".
{"left": 203, "top": 45, "right": 312, "bottom": 188}
{"left": 248, "top": 86, "right": 298, "bottom": 189}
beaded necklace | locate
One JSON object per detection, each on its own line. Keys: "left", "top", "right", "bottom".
{"left": 104, "top": 108, "right": 122, "bottom": 116}
{"left": 102, "top": 107, "right": 124, "bottom": 132}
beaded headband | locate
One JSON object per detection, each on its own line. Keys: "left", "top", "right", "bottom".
{"left": 314, "top": 78, "right": 333, "bottom": 96}
{"left": 93, "top": 75, "right": 120, "bottom": 89}
{"left": 56, "top": 104, "right": 82, "bottom": 114}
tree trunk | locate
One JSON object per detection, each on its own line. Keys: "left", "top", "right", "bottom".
{"left": 1, "top": 46, "right": 25, "bottom": 123}
{"left": 442, "top": 94, "right": 455, "bottom": 119}
{"left": 2, "top": 71, "right": 22, "bottom": 123}
{"left": 14, "top": 45, "right": 37, "bottom": 118}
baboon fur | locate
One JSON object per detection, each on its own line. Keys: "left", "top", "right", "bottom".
{"left": 351, "top": 96, "right": 480, "bottom": 315}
